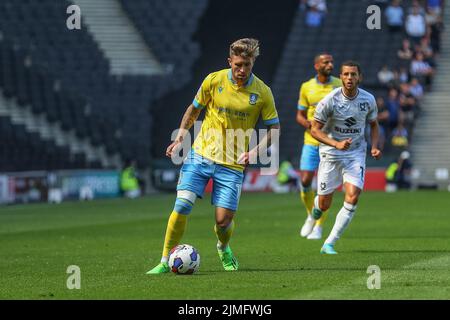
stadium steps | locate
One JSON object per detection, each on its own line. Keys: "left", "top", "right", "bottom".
{"left": 72, "top": 0, "right": 164, "bottom": 75}
{"left": 410, "top": 1, "right": 450, "bottom": 188}
{"left": 0, "top": 90, "right": 121, "bottom": 168}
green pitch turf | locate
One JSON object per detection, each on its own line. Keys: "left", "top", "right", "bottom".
{"left": 0, "top": 191, "right": 449, "bottom": 299}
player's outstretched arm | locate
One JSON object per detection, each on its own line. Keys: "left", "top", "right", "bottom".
{"left": 166, "top": 104, "right": 202, "bottom": 158}
{"left": 310, "top": 120, "right": 352, "bottom": 150}
{"left": 369, "top": 120, "right": 382, "bottom": 160}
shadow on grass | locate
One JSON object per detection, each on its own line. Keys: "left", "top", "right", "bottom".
{"left": 198, "top": 267, "right": 383, "bottom": 273}
{"left": 351, "top": 250, "right": 450, "bottom": 254}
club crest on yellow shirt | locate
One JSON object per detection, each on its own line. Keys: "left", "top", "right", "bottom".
{"left": 249, "top": 93, "right": 258, "bottom": 105}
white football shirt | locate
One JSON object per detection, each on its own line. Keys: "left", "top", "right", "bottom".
{"left": 314, "top": 87, "right": 378, "bottom": 160}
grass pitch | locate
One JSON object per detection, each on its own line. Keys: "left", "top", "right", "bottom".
{"left": 0, "top": 191, "right": 449, "bottom": 299}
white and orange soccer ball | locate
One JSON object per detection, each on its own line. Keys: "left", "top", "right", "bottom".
{"left": 168, "top": 244, "right": 200, "bottom": 275}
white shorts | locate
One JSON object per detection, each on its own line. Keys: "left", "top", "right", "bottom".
{"left": 317, "top": 157, "right": 366, "bottom": 195}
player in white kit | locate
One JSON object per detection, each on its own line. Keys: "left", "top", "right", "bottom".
{"left": 310, "top": 61, "right": 382, "bottom": 254}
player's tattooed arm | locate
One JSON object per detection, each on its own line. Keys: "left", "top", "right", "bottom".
{"left": 311, "top": 120, "right": 352, "bottom": 150}
{"left": 262, "top": 123, "right": 281, "bottom": 151}
{"left": 166, "top": 104, "right": 202, "bottom": 157}
{"left": 177, "top": 104, "right": 202, "bottom": 138}
{"left": 238, "top": 123, "right": 281, "bottom": 165}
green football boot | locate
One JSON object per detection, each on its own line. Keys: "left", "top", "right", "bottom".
{"left": 217, "top": 246, "right": 239, "bottom": 271}
{"left": 146, "top": 262, "right": 170, "bottom": 274}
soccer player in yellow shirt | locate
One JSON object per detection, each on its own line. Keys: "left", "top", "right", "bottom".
{"left": 147, "top": 38, "right": 280, "bottom": 273}
{"left": 296, "top": 53, "right": 341, "bottom": 240}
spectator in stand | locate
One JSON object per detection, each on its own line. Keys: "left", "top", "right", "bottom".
{"left": 412, "top": 41, "right": 422, "bottom": 55}
{"left": 377, "top": 65, "right": 395, "bottom": 87}
{"left": 391, "top": 122, "right": 409, "bottom": 149}
{"left": 377, "top": 97, "right": 390, "bottom": 129}
{"left": 386, "top": 88, "right": 401, "bottom": 130}
{"left": 120, "top": 159, "right": 142, "bottom": 199}
{"left": 386, "top": 151, "right": 413, "bottom": 190}
{"left": 385, "top": 0, "right": 404, "bottom": 33}
{"left": 405, "top": 5, "right": 427, "bottom": 45}
{"left": 425, "top": 6, "right": 444, "bottom": 54}
{"left": 409, "top": 77, "right": 424, "bottom": 100}
{"left": 398, "top": 67, "right": 410, "bottom": 83}
{"left": 419, "top": 37, "right": 435, "bottom": 63}
{"left": 376, "top": 96, "right": 390, "bottom": 151}
{"left": 397, "top": 39, "right": 414, "bottom": 59}
{"left": 395, "top": 151, "right": 413, "bottom": 189}
{"left": 410, "top": 51, "right": 434, "bottom": 89}
{"left": 307, "top": 0, "right": 327, "bottom": 12}
{"left": 390, "top": 69, "right": 401, "bottom": 88}
{"left": 276, "top": 159, "right": 300, "bottom": 192}
{"left": 305, "top": 0, "right": 327, "bottom": 27}
{"left": 427, "top": 0, "right": 442, "bottom": 15}
{"left": 399, "top": 83, "right": 417, "bottom": 133}
{"left": 425, "top": 3, "right": 441, "bottom": 24}
{"left": 408, "top": 0, "right": 426, "bottom": 15}
{"left": 397, "top": 39, "right": 414, "bottom": 68}
{"left": 305, "top": 6, "right": 324, "bottom": 27}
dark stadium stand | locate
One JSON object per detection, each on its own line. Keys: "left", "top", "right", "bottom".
{"left": 0, "top": 0, "right": 206, "bottom": 171}
{"left": 0, "top": 116, "right": 88, "bottom": 171}
{"left": 120, "top": 0, "right": 208, "bottom": 91}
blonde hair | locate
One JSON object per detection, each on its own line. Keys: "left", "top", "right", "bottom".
{"left": 229, "top": 38, "right": 260, "bottom": 60}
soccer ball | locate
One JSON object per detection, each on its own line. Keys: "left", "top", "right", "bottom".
{"left": 168, "top": 244, "right": 200, "bottom": 275}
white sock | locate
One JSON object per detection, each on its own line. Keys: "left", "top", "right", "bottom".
{"left": 161, "top": 256, "right": 169, "bottom": 264}
{"left": 325, "top": 202, "right": 357, "bottom": 245}
{"left": 217, "top": 242, "right": 229, "bottom": 251}
{"left": 314, "top": 195, "right": 319, "bottom": 208}
{"left": 313, "top": 195, "right": 322, "bottom": 214}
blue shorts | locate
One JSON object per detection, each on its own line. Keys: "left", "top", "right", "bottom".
{"left": 300, "top": 144, "right": 320, "bottom": 171}
{"left": 177, "top": 151, "right": 244, "bottom": 212}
